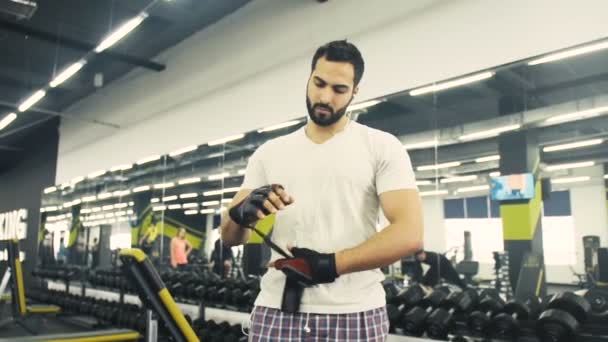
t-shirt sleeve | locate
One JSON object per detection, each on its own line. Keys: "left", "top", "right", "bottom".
{"left": 240, "top": 144, "right": 268, "bottom": 189}
{"left": 375, "top": 133, "right": 417, "bottom": 195}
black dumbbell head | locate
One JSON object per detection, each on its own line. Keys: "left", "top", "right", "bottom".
{"left": 584, "top": 287, "right": 608, "bottom": 318}
{"left": 426, "top": 308, "right": 452, "bottom": 340}
{"left": 396, "top": 285, "right": 425, "bottom": 308}
{"left": 491, "top": 312, "right": 520, "bottom": 339}
{"left": 467, "top": 311, "right": 491, "bottom": 335}
{"left": 402, "top": 306, "right": 429, "bottom": 336}
{"left": 536, "top": 309, "right": 580, "bottom": 342}
{"left": 547, "top": 292, "right": 591, "bottom": 324}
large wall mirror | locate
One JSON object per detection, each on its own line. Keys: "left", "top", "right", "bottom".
{"left": 39, "top": 37, "right": 608, "bottom": 286}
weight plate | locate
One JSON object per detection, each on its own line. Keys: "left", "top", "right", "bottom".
{"left": 584, "top": 288, "right": 608, "bottom": 318}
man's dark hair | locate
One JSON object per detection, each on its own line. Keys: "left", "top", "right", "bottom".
{"left": 311, "top": 40, "right": 365, "bottom": 86}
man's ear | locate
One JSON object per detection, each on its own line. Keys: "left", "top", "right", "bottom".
{"left": 353, "top": 86, "right": 359, "bottom": 96}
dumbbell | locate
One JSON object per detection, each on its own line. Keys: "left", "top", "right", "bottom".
{"left": 490, "top": 294, "right": 542, "bottom": 339}
{"left": 584, "top": 287, "right": 608, "bottom": 319}
{"left": 467, "top": 289, "right": 505, "bottom": 336}
{"left": 536, "top": 292, "right": 591, "bottom": 342}
{"left": 387, "top": 285, "right": 425, "bottom": 332}
{"left": 401, "top": 287, "right": 451, "bottom": 336}
{"left": 425, "top": 288, "right": 479, "bottom": 340}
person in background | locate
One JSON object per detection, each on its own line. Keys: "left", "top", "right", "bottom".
{"left": 139, "top": 218, "right": 159, "bottom": 257}
{"left": 413, "top": 250, "right": 467, "bottom": 290}
{"left": 39, "top": 228, "right": 55, "bottom": 267}
{"left": 210, "top": 238, "right": 233, "bottom": 278}
{"left": 91, "top": 237, "right": 100, "bottom": 268}
{"left": 57, "top": 238, "right": 68, "bottom": 264}
{"left": 171, "top": 228, "right": 192, "bottom": 270}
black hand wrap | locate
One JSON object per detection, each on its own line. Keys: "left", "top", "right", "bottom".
{"left": 290, "top": 247, "right": 338, "bottom": 284}
{"left": 228, "top": 184, "right": 283, "bottom": 226}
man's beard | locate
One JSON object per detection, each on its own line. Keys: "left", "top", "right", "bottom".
{"left": 306, "top": 96, "right": 352, "bottom": 127}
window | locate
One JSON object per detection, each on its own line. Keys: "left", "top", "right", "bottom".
{"left": 443, "top": 191, "right": 575, "bottom": 265}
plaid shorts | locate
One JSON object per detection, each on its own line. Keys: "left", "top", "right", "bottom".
{"left": 248, "top": 306, "right": 389, "bottom": 341}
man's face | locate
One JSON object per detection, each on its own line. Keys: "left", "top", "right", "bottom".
{"left": 306, "top": 56, "right": 358, "bottom": 127}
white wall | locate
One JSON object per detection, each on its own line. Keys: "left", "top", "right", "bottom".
{"left": 56, "top": 0, "right": 608, "bottom": 183}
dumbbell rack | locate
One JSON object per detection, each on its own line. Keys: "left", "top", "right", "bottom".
{"left": 492, "top": 251, "right": 513, "bottom": 300}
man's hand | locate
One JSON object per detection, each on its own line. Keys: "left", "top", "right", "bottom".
{"left": 269, "top": 246, "right": 338, "bottom": 285}
{"left": 228, "top": 184, "right": 294, "bottom": 226}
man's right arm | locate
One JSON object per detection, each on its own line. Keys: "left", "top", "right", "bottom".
{"left": 219, "top": 189, "right": 254, "bottom": 247}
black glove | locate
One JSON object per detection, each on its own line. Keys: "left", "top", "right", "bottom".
{"left": 290, "top": 247, "right": 338, "bottom": 285}
{"left": 228, "top": 184, "right": 284, "bottom": 226}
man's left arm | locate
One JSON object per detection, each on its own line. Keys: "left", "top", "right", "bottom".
{"left": 335, "top": 188, "right": 423, "bottom": 275}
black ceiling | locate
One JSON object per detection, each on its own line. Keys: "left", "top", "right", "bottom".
{"left": 0, "top": 0, "right": 251, "bottom": 173}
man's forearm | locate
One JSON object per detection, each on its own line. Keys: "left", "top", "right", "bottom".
{"left": 219, "top": 214, "right": 252, "bottom": 247}
{"left": 335, "top": 222, "right": 423, "bottom": 275}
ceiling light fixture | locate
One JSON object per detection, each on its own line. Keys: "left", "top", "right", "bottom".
{"left": 545, "top": 161, "right": 595, "bottom": 171}
{"left": 456, "top": 185, "right": 490, "bottom": 193}
{"left": 410, "top": 72, "right": 494, "bottom": 96}
{"left": 546, "top": 106, "right": 608, "bottom": 124}
{"left": 18, "top": 90, "right": 46, "bottom": 112}
{"left": 528, "top": 41, "right": 608, "bottom": 65}
{"left": 49, "top": 60, "right": 86, "bottom": 88}
{"left": 475, "top": 155, "right": 500, "bottom": 163}
{"left": 0, "top": 113, "right": 17, "bottom": 130}
{"left": 543, "top": 138, "right": 603, "bottom": 152}
{"left": 440, "top": 175, "right": 478, "bottom": 184}
{"left": 551, "top": 176, "right": 591, "bottom": 184}
{"left": 420, "top": 190, "right": 449, "bottom": 197}
{"left": 347, "top": 99, "right": 384, "bottom": 112}
{"left": 417, "top": 161, "right": 462, "bottom": 171}
{"left": 258, "top": 120, "right": 302, "bottom": 133}
{"left": 95, "top": 13, "right": 148, "bottom": 53}
{"left": 459, "top": 124, "right": 521, "bottom": 141}
{"left": 178, "top": 177, "right": 201, "bottom": 185}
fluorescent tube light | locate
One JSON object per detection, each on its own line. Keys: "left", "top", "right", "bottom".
{"left": 153, "top": 182, "right": 175, "bottom": 189}
{"left": 179, "top": 193, "right": 197, "bottom": 199}
{"left": 0, "top": 113, "right": 17, "bottom": 130}
{"left": 440, "top": 175, "right": 478, "bottom": 184}
{"left": 347, "top": 99, "right": 383, "bottom": 112}
{"left": 184, "top": 210, "right": 198, "bottom": 215}
{"left": 551, "top": 176, "right": 591, "bottom": 184}
{"left": 208, "top": 173, "right": 229, "bottom": 181}
{"left": 545, "top": 161, "right": 595, "bottom": 171}
{"left": 410, "top": 72, "right": 494, "bottom": 96}
{"left": 543, "top": 139, "right": 603, "bottom": 152}
{"left": 475, "top": 155, "right": 500, "bottom": 163}
{"left": 95, "top": 13, "right": 148, "bottom": 53}
{"left": 132, "top": 185, "right": 150, "bottom": 193}
{"left": 417, "top": 161, "right": 462, "bottom": 171}
{"left": 44, "top": 186, "right": 57, "bottom": 194}
{"left": 202, "top": 200, "right": 220, "bottom": 206}
{"left": 489, "top": 171, "right": 501, "bottom": 177}
{"left": 163, "top": 195, "right": 178, "bottom": 202}
{"left": 258, "top": 120, "right": 301, "bottom": 133}
{"left": 49, "top": 60, "right": 86, "bottom": 88}
{"left": 456, "top": 185, "right": 490, "bottom": 193}
{"left": 18, "top": 90, "right": 46, "bottom": 112}
{"left": 178, "top": 177, "right": 201, "bottom": 185}
{"left": 459, "top": 124, "right": 521, "bottom": 141}
{"left": 420, "top": 190, "right": 449, "bottom": 197}
{"left": 528, "top": 41, "right": 608, "bottom": 65}
{"left": 546, "top": 106, "right": 608, "bottom": 124}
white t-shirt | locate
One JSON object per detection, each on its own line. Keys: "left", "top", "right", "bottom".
{"left": 241, "top": 120, "right": 417, "bottom": 314}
